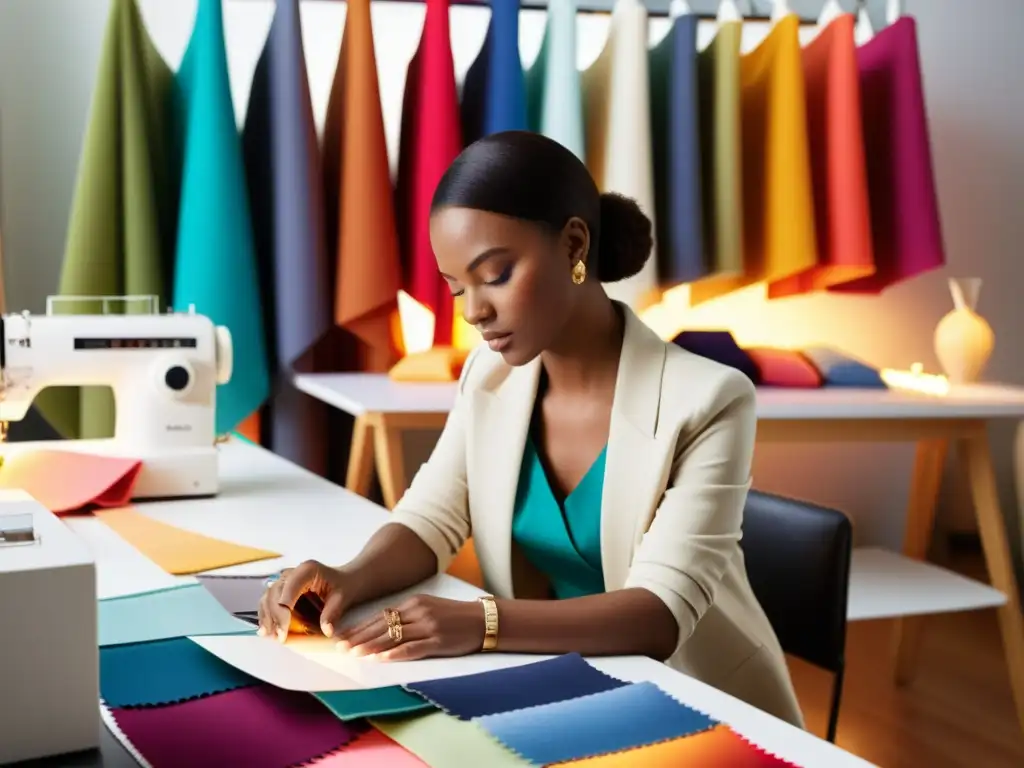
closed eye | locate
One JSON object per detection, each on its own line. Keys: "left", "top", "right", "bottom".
{"left": 449, "top": 264, "right": 513, "bottom": 298}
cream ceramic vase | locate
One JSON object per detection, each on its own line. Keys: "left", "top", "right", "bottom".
{"left": 933, "top": 278, "right": 994, "bottom": 384}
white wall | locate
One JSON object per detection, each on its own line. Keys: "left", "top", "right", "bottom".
{"left": 2, "top": 0, "right": 1023, "bottom": 567}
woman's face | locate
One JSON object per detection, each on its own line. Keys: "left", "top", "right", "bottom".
{"left": 430, "top": 207, "right": 587, "bottom": 366}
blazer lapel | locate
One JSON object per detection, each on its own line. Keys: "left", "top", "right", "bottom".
{"left": 469, "top": 357, "right": 540, "bottom": 598}
{"left": 601, "top": 307, "right": 670, "bottom": 591}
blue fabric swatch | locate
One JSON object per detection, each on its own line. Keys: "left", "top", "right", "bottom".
{"left": 477, "top": 681, "right": 717, "bottom": 765}
{"left": 460, "top": 0, "right": 527, "bottom": 143}
{"left": 99, "top": 585, "right": 255, "bottom": 647}
{"left": 316, "top": 687, "right": 433, "bottom": 721}
{"left": 100, "top": 637, "right": 258, "bottom": 707}
{"left": 673, "top": 330, "right": 760, "bottom": 384}
{"left": 405, "top": 653, "right": 625, "bottom": 720}
{"left": 802, "top": 346, "right": 887, "bottom": 388}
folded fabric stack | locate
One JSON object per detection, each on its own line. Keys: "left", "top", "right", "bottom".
{"left": 672, "top": 330, "right": 886, "bottom": 389}
{"left": 98, "top": 582, "right": 800, "bottom": 767}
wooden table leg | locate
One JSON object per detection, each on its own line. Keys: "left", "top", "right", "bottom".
{"left": 374, "top": 414, "right": 409, "bottom": 510}
{"left": 345, "top": 414, "right": 376, "bottom": 498}
{"left": 892, "top": 439, "right": 949, "bottom": 685}
{"left": 961, "top": 427, "right": 1024, "bottom": 732}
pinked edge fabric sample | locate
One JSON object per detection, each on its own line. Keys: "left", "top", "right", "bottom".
{"left": 100, "top": 636, "right": 259, "bottom": 707}
{"left": 405, "top": 652, "right": 626, "bottom": 720}
{"left": 371, "top": 711, "right": 533, "bottom": 768}
{"left": 316, "top": 686, "right": 434, "bottom": 720}
{"left": 312, "top": 728, "right": 429, "bottom": 766}
{"left": 477, "top": 681, "right": 717, "bottom": 766}
{"left": 111, "top": 684, "right": 367, "bottom": 768}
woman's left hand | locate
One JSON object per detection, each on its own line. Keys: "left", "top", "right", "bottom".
{"left": 335, "top": 595, "right": 486, "bottom": 662}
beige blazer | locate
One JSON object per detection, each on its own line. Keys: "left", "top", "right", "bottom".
{"left": 389, "top": 306, "right": 804, "bottom": 728}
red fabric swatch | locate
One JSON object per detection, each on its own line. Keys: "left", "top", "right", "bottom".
{"left": 746, "top": 348, "right": 823, "bottom": 388}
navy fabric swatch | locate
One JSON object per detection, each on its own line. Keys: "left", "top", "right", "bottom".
{"left": 316, "top": 686, "right": 433, "bottom": 721}
{"left": 100, "top": 637, "right": 259, "bottom": 707}
{"left": 803, "top": 346, "right": 887, "bottom": 387}
{"left": 478, "top": 681, "right": 717, "bottom": 765}
{"left": 672, "top": 330, "right": 760, "bottom": 383}
{"left": 460, "top": 0, "right": 527, "bottom": 144}
{"left": 405, "top": 653, "right": 625, "bottom": 720}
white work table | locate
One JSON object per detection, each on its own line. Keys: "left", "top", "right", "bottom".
{"left": 294, "top": 371, "right": 1024, "bottom": 733}
{"left": 57, "top": 439, "right": 870, "bottom": 768}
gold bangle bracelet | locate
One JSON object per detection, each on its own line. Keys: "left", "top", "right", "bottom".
{"left": 478, "top": 595, "right": 499, "bottom": 651}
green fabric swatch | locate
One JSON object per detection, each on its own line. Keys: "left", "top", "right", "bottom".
{"left": 39, "top": 0, "right": 179, "bottom": 438}
{"left": 370, "top": 712, "right": 531, "bottom": 768}
{"left": 316, "top": 687, "right": 432, "bottom": 721}
{"left": 172, "top": 0, "right": 269, "bottom": 435}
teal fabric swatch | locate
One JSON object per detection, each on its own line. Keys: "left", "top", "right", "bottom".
{"left": 100, "top": 636, "right": 258, "bottom": 707}
{"left": 526, "top": 0, "right": 585, "bottom": 159}
{"left": 99, "top": 585, "right": 255, "bottom": 647}
{"left": 172, "top": 0, "right": 269, "bottom": 435}
{"left": 315, "top": 687, "right": 433, "bottom": 721}
{"left": 511, "top": 438, "right": 607, "bottom": 599}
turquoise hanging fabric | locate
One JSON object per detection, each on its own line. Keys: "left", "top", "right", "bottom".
{"left": 526, "top": 0, "right": 584, "bottom": 159}
{"left": 173, "top": 0, "right": 270, "bottom": 436}
{"left": 460, "top": 0, "right": 527, "bottom": 143}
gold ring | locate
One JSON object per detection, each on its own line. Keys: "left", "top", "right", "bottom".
{"left": 383, "top": 608, "right": 403, "bottom": 643}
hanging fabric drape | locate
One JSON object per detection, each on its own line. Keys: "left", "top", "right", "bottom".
{"left": 35, "top": 0, "right": 178, "bottom": 440}
{"left": 649, "top": 10, "right": 706, "bottom": 287}
{"left": 687, "top": 18, "right": 744, "bottom": 305}
{"left": 322, "top": 0, "right": 404, "bottom": 372}
{"left": 526, "top": 0, "right": 585, "bottom": 160}
{"left": 173, "top": 0, "right": 270, "bottom": 437}
{"left": 583, "top": 0, "right": 659, "bottom": 312}
{"left": 395, "top": 0, "right": 462, "bottom": 347}
{"left": 829, "top": 16, "right": 945, "bottom": 294}
{"left": 242, "top": 0, "right": 331, "bottom": 473}
{"left": 461, "top": 0, "right": 528, "bottom": 143}
{"left": 767, "top": 12, "right": 874, "bottom": 298}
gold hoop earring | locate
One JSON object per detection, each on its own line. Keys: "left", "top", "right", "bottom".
{"left": 571, "top": 260, "right": 587, "bottom": 285}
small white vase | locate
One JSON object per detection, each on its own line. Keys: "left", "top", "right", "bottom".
{"left": 933, "top": 278, "right": 994, "bottom": 384}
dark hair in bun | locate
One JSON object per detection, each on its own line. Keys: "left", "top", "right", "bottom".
{"left": 431, "top": 131, "right": 654, "bottom": 284}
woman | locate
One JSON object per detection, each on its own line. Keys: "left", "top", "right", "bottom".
{"left": 258, "top": 131, "right": 803, "bottom": 727}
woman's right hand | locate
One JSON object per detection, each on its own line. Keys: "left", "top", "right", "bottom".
{"left": 257, "top": 560, "right": 354, "bottom": 643}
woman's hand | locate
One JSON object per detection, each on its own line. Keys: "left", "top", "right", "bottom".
{"left": 257, "top": 560, "right": 355, "bottom": 642}
{"left": 336, "top": 595, "right": 485, "bottom": 662}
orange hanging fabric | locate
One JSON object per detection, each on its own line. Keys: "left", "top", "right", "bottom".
{"left": 323, "top": 0, "right": 403, "bottom": 372}
{"left": 768, "top": 13, "right": 874, "bottom": 298}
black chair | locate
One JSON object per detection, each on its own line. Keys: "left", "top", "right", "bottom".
{"left": 740, "top": 489, "right": 853, "bottom": 743}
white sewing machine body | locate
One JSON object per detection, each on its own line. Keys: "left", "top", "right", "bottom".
{"left": 0, "top": 299, "right": 233, "bottom": 499}
{"left": 0, "top": 492, "right": 99, "bottom": 764}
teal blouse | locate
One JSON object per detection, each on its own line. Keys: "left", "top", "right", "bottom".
{"left": 511, "top": 437, "right": 607, "bottom": 599}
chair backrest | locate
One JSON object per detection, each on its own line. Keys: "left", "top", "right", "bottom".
{"left": 739, "top": 490, "right": 853, "bottom": 674}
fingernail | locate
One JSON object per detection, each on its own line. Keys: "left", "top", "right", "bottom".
{"left": 257, "top": 627, "right": 266, "bottom": 637}
{"left": 321, "top": 622, "right": 333, "bottom": 637}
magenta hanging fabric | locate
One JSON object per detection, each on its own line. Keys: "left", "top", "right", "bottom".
{"left": 829, "top": 17, "right": 944, "bottom": 295}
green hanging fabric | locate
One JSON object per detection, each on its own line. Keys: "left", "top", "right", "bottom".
{"left": 36, "top": 0, "right": 178, "bottom": 439}
{"left": 172, "top": 0, "right": 269, "bottom": 436}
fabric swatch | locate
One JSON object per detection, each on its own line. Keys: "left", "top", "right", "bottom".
{"left": 312, "top": 728, "right": 428, "bottom": 766}
{"left": 316, "top": 686, "right": 433, "bottom": 720}
{"left": 0, "top": 451, "right": 141, "bottom": 514}
{"left": 389, "top": 347, "right": 470, "bottom": 382}
{"left": 98, "top": 584, "right": 254, "bottom": 647}
{"left": 802, "top": 346, "right": 886, "bottom": 388}
{"left": 371, "top": 711, "right": 531, "bottom": 768}
{"left": 94, "top": 506, "right": 280, "bottom": 575}
{"left": 560, "top": 725, "right": 796, "bottom": 766}
{"left": 477, "top": 681, "right": 716, "bottom": 766}
{"left": 100, "top": 637, "right": 258, "bottom": 707}
{"left": 406, "top": 653, "right": 625, "bottom": 720}
{"left": 525, "top": 0, "right": 585, "bottom": 159}
{"left": 672, "top": 331, "right": 760, "bottom": 383}
{"left": 197, "top": 574, "right": 274, "bottom": 615}
{"left": 746, "top": 348, "right": 823, "bottom": 388}
{"left": 111, "top": 684, "right": 365, "bottom": 768}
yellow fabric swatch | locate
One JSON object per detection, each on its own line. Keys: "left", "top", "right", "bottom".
{"left": 95, "top": 507, "right": 280, "bottom": 575}
{"left": 389, "top": 347, "right": 469, "bottom": 383}
{"left": 561, "top": 725, "right": 779, "bottom": 766}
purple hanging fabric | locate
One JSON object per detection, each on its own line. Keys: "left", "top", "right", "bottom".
{"left": 830, "top": 17, "right": 945, "bottom": 294}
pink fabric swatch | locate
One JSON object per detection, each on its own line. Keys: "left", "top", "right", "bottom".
{"left": 0, "top": 450, "right": 142, "bottom": 514}
{"left": 312, "top": 728, "right": 429, "bottom": 766}
{"left": 111, "top": 685, "right": 365, "bottom": 768}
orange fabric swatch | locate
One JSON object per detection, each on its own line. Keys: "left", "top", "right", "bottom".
{"left": 322, "top": 0, "right": 403, "bottom": 373}
{"left": 94, "top": 507, "right": 280, "bottom": 575}
{"left": 560, "top": 725, "right": 795, "bottom": 766}
{"left": 768, "top": 14, "right": 874, "bottom": 298}
{"left": 312, "top": 729, "right": 427, "bottom": 766}
{"left": 746, "top": 347, "right": 823, "bottom": 388}
{"left": 0, "top": 450, "right": 142, "bottom": 514}
{"left": 389, "top": 347, "right": 470, "bottom": 382}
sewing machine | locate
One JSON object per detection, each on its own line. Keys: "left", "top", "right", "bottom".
{"left": 0, "top": 295, "right": 233, "bottom": 499}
